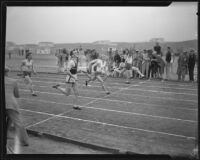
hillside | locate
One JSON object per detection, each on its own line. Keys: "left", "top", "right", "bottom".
{"left": 6, "top": 39, "right": 197, "bottom": 55}
{"left": 54, "top": 39, "right": 197, "bottom": 53}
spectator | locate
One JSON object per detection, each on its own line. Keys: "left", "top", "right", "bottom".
{"left": 113, "top": 50, "right": 121, "bottom": 67}
{"left": 142, "top": 49, "right": 150, "bottom": 78}
{"left": 154, "top": 42, "right": 162, "bottom": 56}
{"left": 62, "top": 48, "right": 69, "bottom": 71}
{"left": 170, "top": 49, "right": 175, "bottom": 73}
{"left": 132, "top": 50, "right": 138, "bottom": 78}
{"left": 108, "top": 48, "right": 114, "bottom": 73}
{"left": 112, "top": 50, "right": 121, "bottom": 77}
{"left": 165, "top": 47, "right": 172, "bottom": 80}
{"left": 8, "top": 52, "right": 12, "bottom": 59}
{"left": 5, "top": 66, "right": 29, "bottom": 149}
{"left": 137, "top": 51, "right": 143, "bottom": 77}
{"left": 55, "top": 49, "right": 63, "bottom": 73}
{"left": 148, "top": 50, "right": 159, "bottom": 79}
{"left": 188, "top": 49, "right": 196, "bottom": 82}
{"left": 177, "top": 51, "right": 188, "bottom": 81}
{"left": 152, "top": 51, "right": 165, "bottom": 80}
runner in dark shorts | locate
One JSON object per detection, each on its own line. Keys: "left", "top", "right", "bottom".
{"left": 20, "top": 52, "right": 37, "bottom": 96}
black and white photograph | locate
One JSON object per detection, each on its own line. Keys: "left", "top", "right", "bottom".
{"left": 4, "top": 2, "right": 198, "bottom": 158}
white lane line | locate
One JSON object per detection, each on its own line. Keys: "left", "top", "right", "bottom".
{"left": 20, "top": 108, "right": 196, "bottom": 140}
{"left": 18, "top": 80, "right": 197, "bottom": 96}
{"left": 19, "top": 87, "right": 197, "bottom": 103}
{"left": 25, "top": 74, "right": 198, "bottom": 87}
{"left": 84, "top": 80, "right": 141, "bottom": 107}
{"left": 20, "top": 97, "right": 197, "bottom": 123}
{"left": 19, "top": 89, "right": 198, "bottom": 111}
{"left": 12, "top": 76, "right": 197, "bottom": 91}
{"left": 25, "top": 108, "right": 75, "bottom": 129}
{"left": 137, "top": 80, "right": 198, "bottom": 87}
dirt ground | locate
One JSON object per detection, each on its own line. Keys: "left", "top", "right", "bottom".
{"left": 7, "top": 134, "right": 110, "bottom": 154}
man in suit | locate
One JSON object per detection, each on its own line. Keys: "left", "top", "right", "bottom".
{"left": 188, "top": 49, "right": 197, "bottom": 82}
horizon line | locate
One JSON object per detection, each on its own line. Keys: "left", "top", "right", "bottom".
{"left": 6, "top": 39, "right": 198, "bottom": 45}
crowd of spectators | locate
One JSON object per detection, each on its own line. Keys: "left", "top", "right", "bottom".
{"left": 55, "top": 42, "right": 197, "bottom": 82}
{"left": 107, "top": 42, "right": 197, "bottom": 82}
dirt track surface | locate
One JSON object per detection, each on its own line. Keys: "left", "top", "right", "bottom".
{"left": 7, "top": 134, "right": 109, "bottom": 154}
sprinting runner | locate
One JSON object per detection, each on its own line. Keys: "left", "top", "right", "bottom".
{"left": 83, "top": 49, "right": 110, "bottom": 95}
{"left": 20, "top": 52, "right": 37, "bottom": 96}
{"left": 120, "top": 51, "right": 144, "bottom": 83}
{"left": 52, "top": 50, "right": 80, "bottom": 109}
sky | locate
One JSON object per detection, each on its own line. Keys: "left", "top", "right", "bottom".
{"left": 6, "top": 2, "right": 198, "bottom": 44}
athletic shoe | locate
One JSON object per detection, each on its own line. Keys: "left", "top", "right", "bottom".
{"left": 125, "top": 81, "right": 130, "bottom": 84}
{"left": 22, "top": 142, "right": 29, "bottom": 147}
{"left": 52, "top": 84, "right": 60, "bottom": 89}
{"left": 73, "top": 106, "right": 81, "bottom": 110}
{"left": 32, "top": 93, "right": 37, "bottom": 96}
{"left": 106, "top": 92, "right": 110, "bottom": 95}
{"left": 140, "top": 75, "right": 145, "bottom": 79}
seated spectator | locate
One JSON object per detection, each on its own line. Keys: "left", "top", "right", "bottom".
{"left": 113, "top": 50, "right": 121, "bottom": 68}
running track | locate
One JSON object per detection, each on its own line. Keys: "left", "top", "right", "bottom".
{"left": 8, "top": 72, "right": 198, "bottom": 155}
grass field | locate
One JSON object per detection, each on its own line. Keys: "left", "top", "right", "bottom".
{"left": 5, "top": 54, "right": 198, "bottom": 156}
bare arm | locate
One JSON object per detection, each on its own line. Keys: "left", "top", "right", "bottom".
{"left": 13, "top": 81, "right": 20, "bottom": 98}
{"left": 32, "top": 62, "right": 37, "bottom": 74}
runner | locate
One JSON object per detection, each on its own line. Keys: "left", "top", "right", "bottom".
{"left": 120, "top": 50, "right": 144, "bottom": 83}
{"left": 83, "top": 49, "right": 110, "bottom": 95}
{"left": 20, "top": 52, "right": 37, "bottom": 96}
{"left": 52, "top": 50, "right": 80, "bottom": 109}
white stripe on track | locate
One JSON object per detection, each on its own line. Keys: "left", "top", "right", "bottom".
{"left": 25, "top": 108, "right": 75, "bottom": 128}
{"left": 19, "top": 83, "right": 197, "bottom": 101}
{"left": 12, "top": 75, "right": 197, "bottom": 91}
{"left": 28, "top": 73, "right": 198, "bottom": 87}
{"left": 19, "top": 89, "right": 198, "bottom": 111}
{"left": 19, "top": 86, "right": 197, "bottom": 103}
{"left": 33, "top": 76, "right": 198, "bottom": 89}
{"left": 15, "top": 78, "right": 198, "bottom": 98}
{"left": 20, "top": 97, "right": 197, "bottom": 123}
{"left": 20, "top": 108, "right": 196, "bottom": 140}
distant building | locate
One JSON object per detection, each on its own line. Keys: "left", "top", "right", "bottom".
{"left": 150, "top": 38, "right": 165, "bottom": 43}
{"left": 93, "top": 40, "right": 111, "bottom": 45}
{"left": 24, "top": 44, "right": 38, "bottom": 54}
{"left": 37, "top": 42, "right": 55, "bottom": 54}
{"left": 93, "top": 40, "right": 117, "bottom": 46}
{"left": 38, "top": 42, "right": 54, "bottom": 47}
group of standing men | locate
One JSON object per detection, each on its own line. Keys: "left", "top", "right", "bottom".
{"left": 108, "top": 42, "right": 197, "bottom": 82}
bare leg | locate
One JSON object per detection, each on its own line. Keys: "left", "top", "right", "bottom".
{"left": 132, "top": 66, "right": 144, "bottom": 77}
{"left": 56, "top": 83, "right": 71, "bottom": 96}
{"left": 72, "top": 82, "right": 80, "bottom": 108}
{"left": 125, "top": 70, "right": 131, "bottom": 83}
{"left": 96, "top": 75, "right": 110, "bottom": 94}
{"left": 24, "top": 76, "right": 36, "bottom": 96}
